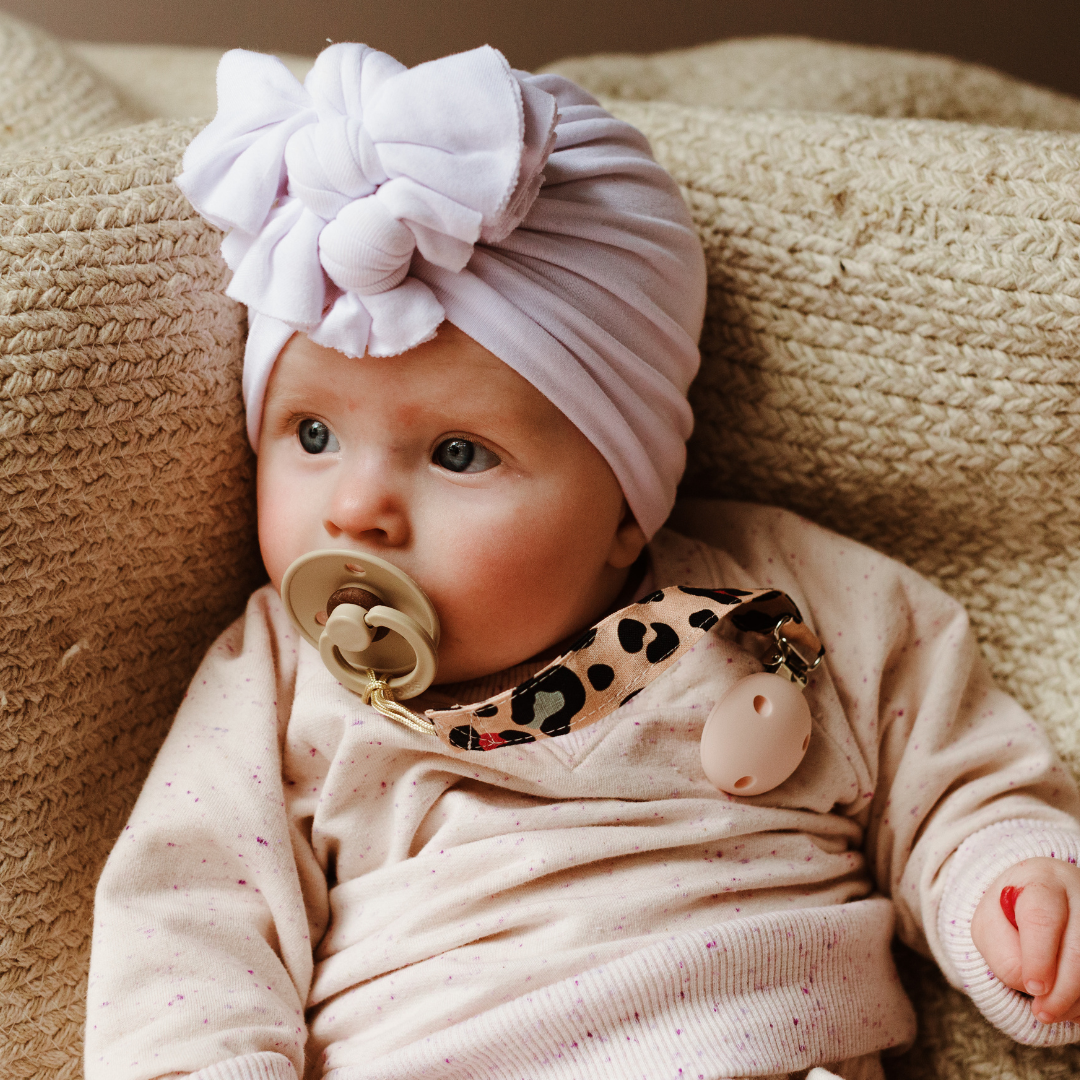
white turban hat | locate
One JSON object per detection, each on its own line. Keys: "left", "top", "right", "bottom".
{"left": 177, "top": 43, "right": 706, "bottom": 538}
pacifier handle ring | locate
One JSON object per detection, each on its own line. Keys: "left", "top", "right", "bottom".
{"left": 362, "top": 605, "right": 438, "bottom": 699}
{"left": 317, "top": 604, "right": 438, "bottom": 702}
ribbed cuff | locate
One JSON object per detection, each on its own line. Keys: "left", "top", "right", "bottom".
{"left": 189, "top": 1052, "right": 298, "bottom": 1080}
{"left": 938, "top": 818, "right": 1080, "bottom": 1046}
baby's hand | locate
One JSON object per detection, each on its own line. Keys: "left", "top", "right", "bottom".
{"left": 971, "top": 857, "right": 1080, "bottom": 1024}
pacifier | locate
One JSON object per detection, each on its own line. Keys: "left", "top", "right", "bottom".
{"left": 280, "top": 550, "right": 441, "bottom": 731}
{"left": 699, "top": 615, "right": 821, "bottom": 797}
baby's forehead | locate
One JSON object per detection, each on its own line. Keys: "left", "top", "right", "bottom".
{"left": 273, "top": 326, "right": 522, "bottom": 395}
{"left": 266, "top": 328, "right": 571, "bottom": 436}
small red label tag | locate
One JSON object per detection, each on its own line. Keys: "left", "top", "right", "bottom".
{"left": 1000, "top": 884, "right": 1023, "bottom": 929}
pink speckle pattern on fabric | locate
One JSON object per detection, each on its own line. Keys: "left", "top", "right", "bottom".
{"left": 85, "top": 505, "right": 1080, "bottom": 1079}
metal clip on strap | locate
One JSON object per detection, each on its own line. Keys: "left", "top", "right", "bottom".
{"left": 760, "top": 613, "right": 825, "bottom": 686}
{"left": 763, "top": 615, "right": 824, "bottom": 687}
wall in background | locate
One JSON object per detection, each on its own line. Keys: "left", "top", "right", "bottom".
{"left": 5, "top": 0, "right": 1077, "bottom": 99}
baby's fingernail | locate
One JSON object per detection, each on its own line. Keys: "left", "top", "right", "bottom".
{"left": 1036, "top": 1009, "right": 1055, "bottom": 1024}
{"left": 1000, "top": 885, "right": 1023, "bottom": 929}
{"left": 1027, "top": 981, "right": 1046, "bottom": 995}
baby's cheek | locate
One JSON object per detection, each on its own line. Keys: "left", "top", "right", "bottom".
{"left": 256, "top": 458, "right": 308, "bottom": 593}
{"left": 257, "top": 511, "right": 291, "bottom": 593}
{"left": 447, "top": 525, "right": 597, "bottom": 659}
{"left": 445, "top": 534, "right": 534, "bottom": 630}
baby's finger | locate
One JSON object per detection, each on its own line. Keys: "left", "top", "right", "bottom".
{"left": 972, "top": 886, "right": 1023, "bottom": 990}
{"left": 1016, "top": 882, "right": 1068, "bottom": 998}
{"left": 1046, "top": 998, "right": 1080, "bottom": 1024}
{"left": 1032, "top": 898, "right": 1080, "bottom": 1023}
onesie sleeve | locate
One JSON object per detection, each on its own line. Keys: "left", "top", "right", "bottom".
{"left": 85, "top": 587, "right": 328, "bottom": 1080}
{"left": 709, "top": 503, "right": 1080, "bottom": 1047}
{"left": 848, "top": 547, "right": 1080, "bottom": 1045}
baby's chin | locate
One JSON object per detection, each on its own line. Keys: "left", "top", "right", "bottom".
{"left": 431, "top": 629, "right": 577, "bottom": 689}
{"left": 432, "top": 650, "right": 544, "bottom": 688}
{"left": 429, "top": 568, "right": 635, "bottom": 688}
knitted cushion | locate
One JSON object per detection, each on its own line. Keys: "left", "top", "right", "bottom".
{"left": 0, "top": 15, "right": 140, "bottom": 153}
{"left": 69, "top": 42, "right": 313, "bottom": 122}
{"left": 0, "top": 120, "right": 262, "bottom": 1078}
{"left": 543, "top": 42, "right": 1080, "bottom": 1075}
{"left": 549, "top": 35, "right": 1080, "bottom": 132}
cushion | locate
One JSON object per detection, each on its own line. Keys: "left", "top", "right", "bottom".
{"left": 608, "top": 95, "right": 1080, "bottom": 1080}
{"left": 0, "top": 15, "right": 140, "bottom": 153}
{"left": 543, "top": 47, "right": 1080, "bottom": 1076}
{"left": 0, "top": 118, "right": 262, "bottom": 1078}
{"left": 69, "top": 42, "right": 313, "bottom": 122}
{"left": 548, "top": 35, "right": 1080, "bottom": 131}
{"left": 4, "top": 22, "right": 1080, "bottom": 1080}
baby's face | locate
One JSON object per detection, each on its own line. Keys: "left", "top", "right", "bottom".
{"left": 257, "top": 324, "right": 646, "bottom": 684}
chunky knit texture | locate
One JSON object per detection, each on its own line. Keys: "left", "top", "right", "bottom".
{"left": 548, "top": 35, "right": 1080, "bottom": 132}
{"left": 607, "top": 99, "right": 1080, "bottom": 773}
{"left": 0, "top": 119, "right": 264, "bottom": 1078}
{"left": 0, "top": 16, "right": 140, "bottom": 153}
{"left": 5, "top": 22, "right": 1080, "bottom": 1080}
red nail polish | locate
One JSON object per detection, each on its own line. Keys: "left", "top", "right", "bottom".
{"left": 1000, "top": 884, "right": 1023, "bottom": 929}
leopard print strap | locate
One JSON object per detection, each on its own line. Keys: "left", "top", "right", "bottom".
{"left": 425, "top": 587, "right": 824, "bottom": 752}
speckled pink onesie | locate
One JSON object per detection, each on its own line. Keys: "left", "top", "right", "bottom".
{"left": 86, "top": 502, "right": 1080, "bottom": 1080}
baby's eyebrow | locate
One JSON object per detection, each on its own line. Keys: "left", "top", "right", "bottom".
{"left": 264, "top": 380, "right": 342, "bottom": 411}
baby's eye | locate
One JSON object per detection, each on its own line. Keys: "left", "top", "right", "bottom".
{"left": 298, "top": 418, "right": 340, "bottom": 454}
{"left": 433, "top": 438, "right": 500, "bottom": 473}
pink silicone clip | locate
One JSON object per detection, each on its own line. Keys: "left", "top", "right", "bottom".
{"left": 699, "top": 671, "right": 812, "bottom": 796}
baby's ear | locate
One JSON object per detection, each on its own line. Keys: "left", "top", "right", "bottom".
{"left": 608, "top": 503, "right": 648, "bottom": 569}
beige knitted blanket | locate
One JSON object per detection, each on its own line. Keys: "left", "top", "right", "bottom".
{"left": 3, "top": 15, "right": 1080, "bottom": 1080}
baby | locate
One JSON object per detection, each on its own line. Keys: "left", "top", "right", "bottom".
{"left": 86, "top": 41, "right": 1080, "bottom": 1080}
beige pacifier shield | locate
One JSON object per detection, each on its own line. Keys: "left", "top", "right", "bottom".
{"left": 280, "top": 549, "right": 440, "bottom": 698}
{"left": 700, "top": 671, "right": 812, "bottom": 796}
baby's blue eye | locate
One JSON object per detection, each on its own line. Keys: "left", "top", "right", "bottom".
{"left": 434, "top": 438, "right": 500, "bottom": 473}
{"left": 298, "top": 418, "right": 339, "bottom": 454}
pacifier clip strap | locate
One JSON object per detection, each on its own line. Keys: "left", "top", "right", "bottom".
{"left": 362, "top": 670, "right": 440, "bottom": 736}
{"left": 425, "top": 587, "right": 825, "bottom": 752}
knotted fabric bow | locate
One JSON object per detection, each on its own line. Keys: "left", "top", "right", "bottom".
{"left": 178, "top": 44, "right": 557, "bottom": 360}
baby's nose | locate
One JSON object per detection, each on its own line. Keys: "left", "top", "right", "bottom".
{"left": 325, "top": 476, "right": 411, "bottom": 547}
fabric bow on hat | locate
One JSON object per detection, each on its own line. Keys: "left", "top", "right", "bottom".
{"left": 177, "top": 43, "right": 558, "bottom": 357}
